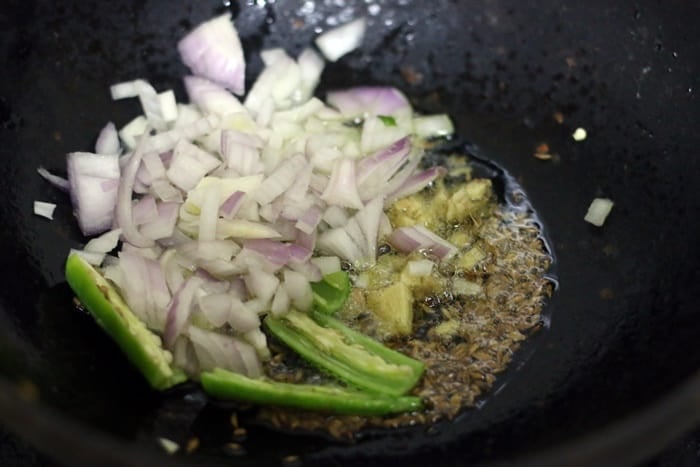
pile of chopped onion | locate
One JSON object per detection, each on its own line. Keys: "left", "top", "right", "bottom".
{"left": 49, "top": 13, "right": 457, "bottom": 379}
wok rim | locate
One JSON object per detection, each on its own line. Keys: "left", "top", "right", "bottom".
{"left": 2, "top": 369, "right": 700, "bottom": 467}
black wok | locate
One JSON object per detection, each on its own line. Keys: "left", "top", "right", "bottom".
{"left": 1, "top": 0, "right": 699, "bottom": 465}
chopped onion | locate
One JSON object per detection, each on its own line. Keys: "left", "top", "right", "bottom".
{"left": 243, "top": 239, "right": 291, "bottom": 268}
{"left": 354, "top": 196, "right": 384, "bottom": 263}
{"left": 173, "top": 104, "right": 202, "bottom": 129}
{"left": 261, "top": 48, "right": 287, "bottom": 66}
{"left": 142, "top": 152, "right": 166, "bottom": 180}
{"left": 317, "top": 228, "right": 363, "bottom": 264}
{"left": 326, "top": 86, "right": 410, "bottom": 118}
{"left": 219, "top": 191, "right": 245, "bottom": 220}
{"left": 84, "top": 228, "right": 121, "bottom": 253}
{"left": 109, "top": 79, "right": 170, "bottom": 130}
{"left": 386, "top": 166, "right": 447, "bottom": 203}
{"left": 132, "top": 178, "right": 150, "bottom": 194}
{"left": 200, "top": 277, "right": 231, "bottom": 296}
{"left": 151, "top": 179, "right": 183, "bottom": 203}
{"left": 297, "top": 48, "right": 325, "bottom": 100}
{"left": 251, "top": 154, "right": 307, "bottom": 205}
{"left": 184, "top": 175, "right": 263, "bottom": 213}
{"left": 157, "top": 227, "right": 191, "bottom": 249}
{"left": 223, "top": 247, "right": 270, "bottom": 274}
{"left": 188, "top": 326, "right": 261, "bottom": 377}
{"left": 67, "top": 152, "right": 120, "bottom": 236}
{"left": 228, "top": 298, "right": 261, "bottom": 332}
{"left": 118, "top": 251, "right": 158, "bottom": 328}
{"left": 121, "top": 243, "right": 163, "bottom": 260}
{"left": 178, "top": 13, "right": 246, "bottom": 95}
{"left": 101, "top": 254, "right": 119, "bottom": 267}
{"left": 135, "top": 163, "right": 154, "bottom": 188}
{"left": 273, "top": 98, "right": 326, "bottom": 124}
{"left": 306, "top": 135, "right": 344, "bottom": 173}
{"left": 255, "top": 98, "right": 276, "bottom": 128}
{"left": 220, "top": 129, "right": 264, "bottom": 175}
{"left": 172, "top": 336, "right": 199, "bottom": 377}
{"left": 110, "top": 78, "right": 172, "bottom": 130}
{"left": 289, "top": 243, "right": 313, "bottom": 263}
{"left": 251, "top": 199, "right": 281, "bottom": 223}
{"left": 271, "top": 219, "right": 299, "bottom": 242}
{"left": 66, "top": 151, "right": 120, "bottom": 180}
{"left": 361, "top": 115, "right": 409, "bottom": 154}
{"left": 452, "top": 278, "right": 482, "bottom": 296}
{"left": 95, "top": 122, "right": 121, "bottom": 155}
{"left": 244, "top": 266, "right": 280, "bottom": 304}
{"left": 160, "top": 248, "right": 185, "bottom": 294}
{"left": 322, "top": 205, "right": 349, "bottom": 228}
{"left": 166, "top": 139, "right": 221, "bottom": 191}
{"left": 295, "top": 205, "right": 322, "bottom": 234}
{"left": 134, "top": 81, "right": 168, "bottom": 131}
{"left": 344, "top": 218, "right": 367, "bottom": 257}
{"left": 37, "top": 167, "right": 70, "bottom": 191}
{"left": 140, "top": 202, "right": 179, "bottom": 240}
{"left": 320, "top": 158, "right": 363, "bottom": 210}
{"left": 270, "top": 286, "right": 290, "bottom": 317}
{"left": 141, "top": 114, "right": 220, "bottom": 154}
{"left": 145, "top": 259, "right": 172, "bottom": 329}
{"left": 310, "top": 256, "right": 342, "bottom": 275}
{"left": 178, "top": 240, "right": 239, "bottom": 264}
{"left": 282, "top": 165, "right": 312, "bottom": 206}
{"left": 193, "top": 259, "right": 234, "bottom": 285}
{"left": 388, "top": 225, "right": 458, "bottom": 260}
{"left": 412, "top": 114, "right": 454, "bottom": 139}
{"left": 295, "top": 229, "right": 316, "bottom": 255}
{"left": 158, "top": 91, "right": 178, "bottom": 122}
{"left": 379, "top": 151, "right": 423, "bottom": 204}
{"left": 69, "top": 248, "right": 105, "bottom": 266}
{"left": 33, "top": 201, "right": 56, "bottom": 220}
{"left": 243, "top": 297, "right": 268, "bottom": 315}
{"left": 197, "top": 184, "right": 220, "bottom": 242}
{"left": 132, "top": 196, "right": 159, "bottom": 225}
{"left": 356, "top": 137, "right": 411, "bottom": 187}
{"left": 244, "top": 50, "right": 301, "bottom": 114}
{"left": 184, "top": 75, "right": 246, "bottom": 116}
{"left": 110, "top": 80, "right": 145, "bottom": 100}
{"left": 197, "top": 293, "right": 232, "bottom": 327}
{"left": 243, "top": 328, "right": 271, "bottom": 360}
{"left": 406, "top": 259, "right": 434, "bottom": 277}
{"left": 584, "top": 198, "right": 614, "bottom": 226}
{"left": 315, "top": 18, "right": 366, "bottom": 62}
{"left": 115, "top": 143, "right": 155, "bottom": 247}
{"left": 288, "top": 259, "right": 322, "bottom": 282}
{"left": 215, "top": 219, "right": 281, "bottom": 240}
{"left": 118, "top": 115, "right": 148, "bottom": 150}
{"left": 164, "top": 275, "right": 205, "bottom": 347}
{"left": 157, "top": 438, "right": 179, "bottom": 455}
{"left": 282, "top": 269, "right": 313, "bottom": 311}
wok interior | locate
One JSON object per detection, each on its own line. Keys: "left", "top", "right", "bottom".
{"left": 0, "top": 0, "right": 699, "bottom": 465}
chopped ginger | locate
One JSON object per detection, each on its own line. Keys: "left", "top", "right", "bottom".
{"left": 366, "top": 282, "right": 414, "bottom": 336}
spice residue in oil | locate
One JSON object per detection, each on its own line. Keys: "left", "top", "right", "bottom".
{"left": 259, "top": 152, "right": 554, "bottom": 439}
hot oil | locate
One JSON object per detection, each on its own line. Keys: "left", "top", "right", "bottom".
{"left": 257, "top": 142, "right": 557, "bottom": 439}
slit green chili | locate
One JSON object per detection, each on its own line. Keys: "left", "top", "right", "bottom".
{"left": 65, "top": 253, "right": 186, "bottom": 390}
{"left": 264, "top": 310, "right": 424, "bottom": 396}
{"left": 310, "top": 270, "right": 351, "bottom": 315}
{"left": 201, "top": 368, "right": 423, "bottom": 415}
